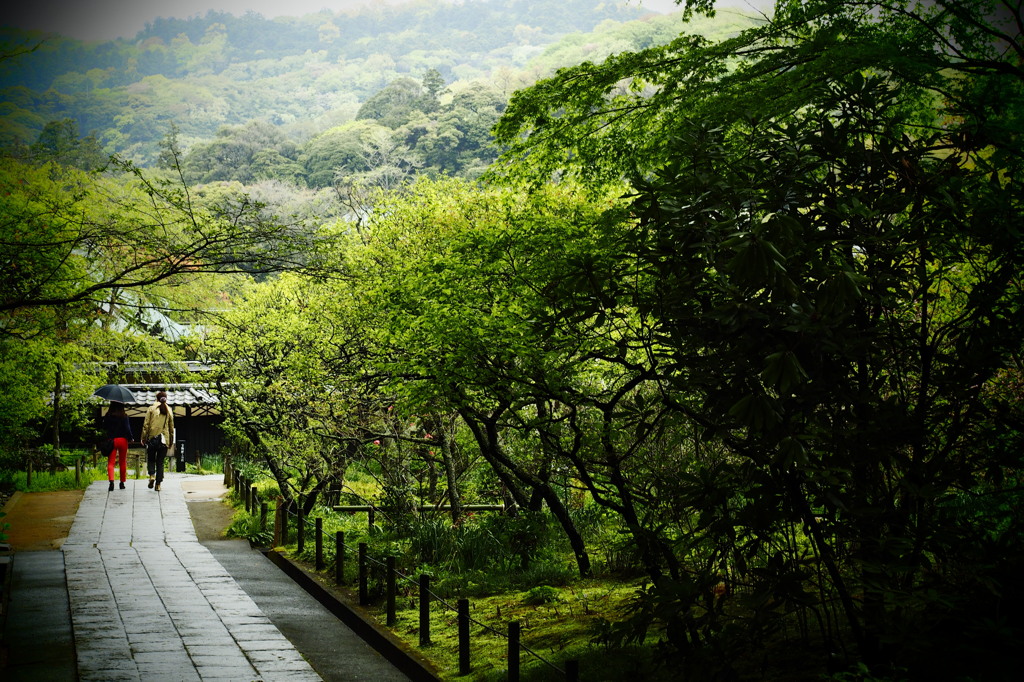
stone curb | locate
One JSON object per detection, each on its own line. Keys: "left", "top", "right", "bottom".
{"left": 261, "top": 548, "right": 442, "bottom": 682}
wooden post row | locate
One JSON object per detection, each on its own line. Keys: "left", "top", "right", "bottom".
{"left": 336, "top": 531, "right": 345, "bottom": 585}
{"left": 358, "top": 543, "right": 368, "bottom": 606}
{"left": 458, "top": 598, "right": 470, "bottom": 675}
{"left": 508, "top": 621, "right": 521, "bottom": 682}
{"left": 274, "top": 497, "right": 283, "bottom": 546}
{"left": 419, "top": 574, "right": 432, "bottom": 647}
{"left": 315, "top": 518, "right": 324, "bottom": 571}
{"left": 386, "top": 556, "right": 396, "bottom": 626}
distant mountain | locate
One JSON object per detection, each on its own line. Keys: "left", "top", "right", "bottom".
{"left": 0, "top": 0, "right": 756, "bottom": 168}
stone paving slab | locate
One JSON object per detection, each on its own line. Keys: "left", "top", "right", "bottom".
{"left": 62, "top": 477, "right": 322, "bottom": 682}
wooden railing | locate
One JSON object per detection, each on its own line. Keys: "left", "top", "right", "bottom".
{"left": 228, "top": 466, "right": 582, "bottom": 681}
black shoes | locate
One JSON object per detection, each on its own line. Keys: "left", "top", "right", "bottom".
{"left": 108, "top": 481, "right": 114, "bottom": 491}
{"left": 119, "top": 482, "right": 126, "bottom": 490}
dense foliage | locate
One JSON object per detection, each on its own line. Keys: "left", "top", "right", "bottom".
{"left": 489, "top": 0, "right": 1024, "bottom": 677}
{"left": 0, "top": 150, "right": 317, "bottom": 450}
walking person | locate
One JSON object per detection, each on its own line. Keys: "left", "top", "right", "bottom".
{"left": 141, "top": 390, "right": 174, "bottom": 491}
{"left": 102, "top": 401, "right": 133, "bottom": 491}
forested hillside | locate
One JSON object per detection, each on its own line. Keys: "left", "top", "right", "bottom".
{"left": 0, "top": 0, "right": 751, "bottom": 173}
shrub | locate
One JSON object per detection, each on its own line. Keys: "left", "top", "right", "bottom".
{"left": 225, "top": 510, "right": 273, "bottom": 546}
{"left": 522, "top": 585, "right": 560, "bottom": 605}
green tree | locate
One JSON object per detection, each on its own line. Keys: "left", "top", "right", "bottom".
{"left": 338, "top": 125, "right": 419, "bottom": 192}
{"left": 299, "top": 119, "right": 386, "bottom": 189}
{"left": 0, "top": 151, "right": 317, "bottom": 449}
{"left": 0, "top": 154, "right": 318, "bottom": 338}
{"left": 204, "top": 273, "right": 360, "bottom": 511}
{"left": 420, "top": 67, "right": 447, "bottom": 107}
{"left": 182, "top": 119, "right": 300, "bottom": 185}
{"left": 29, "top": 118, "right": 107, "bottom": 170}
{"left": 492, "top": 0, "right": 1024, "bottom": 676}
{"left": 344, "top": 177, "right": 654, "bottom": 578}
{"left": 355, "top": 76, "right": 429, "bottom": 129}
{"left": 412, "top": 83, "right": 505, "bottom": 177}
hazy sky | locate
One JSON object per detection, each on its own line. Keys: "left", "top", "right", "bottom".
{"left": 0, "top": 0, "right": 705, "bottom": 42}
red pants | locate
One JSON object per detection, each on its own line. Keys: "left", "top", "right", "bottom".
{"left": 107, "top": 437, "right": 128, "bottom": 482}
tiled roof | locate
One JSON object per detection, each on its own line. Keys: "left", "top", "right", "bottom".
{"left": 121, "top": 384, "right": 219, "bottom": 406}
{"left": 97, "top": 361, "right": 214, "bottom": 372}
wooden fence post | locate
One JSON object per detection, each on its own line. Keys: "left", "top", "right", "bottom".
{"left": 508, "top": 621, "right": 521, "bottom": 682}
{"left": 368, "top": 507, "right": 375, "bottom": 530}
{"left": 419, "top": 574, "right": 432, "bottom": 647}
{"left": 297, "top": 499, "right": 305, "bottom": 554}
{"left": 273, "top": 497, "right": 282, "bottom": 546}
{"left": 74, "top": 456, "right": 81, "bottom": 486}
{"left": 358, "top": 543, "right": 369, "bottom": 605}
{"left": 386, "top": 556, "right": 396, "bottom": 626}
{"left": 336, "top": 531, "right": 345, "bottom": 584}
{"left": 280, "top": 498, "right": 288, "bottom": 545}
{"left": 250, "top": 485, "right": 258, "bottom": 514}
{"left": 315, "top": 518, "right": 324, "bottom": 571}
{"left": 260, "top": 502, "right": 268, "bottom": 533}
{"left": 458, "top": 598, "right": 470, "bottom": 675}
{"left": 26, "top": 460, "right": 32, "bottom": 488}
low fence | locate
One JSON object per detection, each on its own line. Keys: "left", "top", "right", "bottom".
{"left": 18, "top": 449, "right": 111, "bottom": 488}
{"left": 229, "top": 468, "right": 582, "bottom": 681}
{"left": 19, "top": 444, "right": 213, "bottom": 487}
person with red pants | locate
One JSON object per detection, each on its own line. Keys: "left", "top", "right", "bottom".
{"left": 102, "top": 401, "right": 134, "bottom": 491}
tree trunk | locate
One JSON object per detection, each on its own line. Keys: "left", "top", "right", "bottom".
{"left": 440, "top": 434, "right": 463, "bottom": 523}
{"left": 459, "top": 407, "right": 593, "bottom": 577}
{"left": 50, "top": 364, "right": 62, "bottom": 473}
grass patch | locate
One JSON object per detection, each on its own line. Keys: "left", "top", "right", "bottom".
{"left": 225, "top": 508, "right": 274, "bottom": 545}
{"left": 187, "top": 453, "right": 224, "bottom": 475}
{"left": 1, "top": 465, "right": 106, "bottom": 492}
{"left": 377, "top": 580, "right": 667, "bottom": 681}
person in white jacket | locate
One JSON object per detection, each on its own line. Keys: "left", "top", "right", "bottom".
{"left": 141, "top": 391, "right": 175, "bottom": 491}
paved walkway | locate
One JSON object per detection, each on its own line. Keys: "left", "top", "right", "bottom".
{"left": 2, "top": 475, "right": 412, "bottom": 681}
{"left": 4, "top": 473, "right": 417, "bottom": 679}
{"left": 66, "top": 477, "right": 322, "bottom": 681}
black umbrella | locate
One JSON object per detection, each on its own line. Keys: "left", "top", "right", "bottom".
{"left": 93, "top": 384, "right": 137, "bottom": 403}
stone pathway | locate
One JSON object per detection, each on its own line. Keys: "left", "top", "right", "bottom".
{"left": 61, "top": 477, "right": 322, "bottom": 681}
